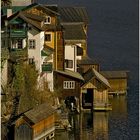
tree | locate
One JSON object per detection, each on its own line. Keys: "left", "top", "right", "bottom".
{"left": 1, "top": 0, "right": 11, "bottom": 6}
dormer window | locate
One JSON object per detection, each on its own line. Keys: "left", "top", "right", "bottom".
{"left": 44, "top": 16, "right": 51, "bottom": 24}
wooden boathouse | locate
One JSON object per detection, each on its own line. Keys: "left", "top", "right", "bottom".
{"left": 15, "top": 103, "right": 56, "bottom": 140}
{"left": 80, "top": 68, "right": 112, "bottom": 111}
{"left": 101, "top": 71, "right": 128, "bottom": 95}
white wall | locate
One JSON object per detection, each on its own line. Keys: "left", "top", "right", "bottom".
{"left": 65, "top": 45, "right": 75, "bottom": 71}
{"left": 28, "top": 28, "right": 44, "bottom": 73}
{"left": 1, "top": 60, "right": 8, "bottom": 87}
{"left": 65, "top": 43, "right": 82, "bottom": 72}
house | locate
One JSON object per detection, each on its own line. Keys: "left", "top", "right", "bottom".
{"left": 15, "top": 103, "right": 56, "bottom": 140}
{"left": 54, "top": 69, "right": 84, "bottom": 111}
{"left": 77, "top": 55, "right": 100, "bottom": 73}
{"left": 101, "top": 71, "right": 129, "bottom": 95}
{"left": 80, "top": 68, "right": 112, "bottom": 111}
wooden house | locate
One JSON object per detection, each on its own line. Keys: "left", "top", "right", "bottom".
{"left": 77, "top": 55, "right": 100, "bottom": 73}
{"left": 54, "top": 69, "right": 84, "bottom": 111}
{"left": 101, "top": 71, "right": 128, "bottom": 95}
{"left": 80, "top": 68, "right": 112, "bottom": 111}
{"left": 15, "top": 103, "right": 56, "bottom": 140}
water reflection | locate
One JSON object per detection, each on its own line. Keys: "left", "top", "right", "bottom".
{"left": 55, "top": 96, "right": 128, "bottom": 140}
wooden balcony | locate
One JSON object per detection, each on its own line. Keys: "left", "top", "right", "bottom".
{"left": 9, "top": 49, "right": 28, "bottom": 62}
{"left": 42, "top": 63, "right": 52, "bottom": 72}
{"left": 10, "top": 29, "right": 27, "bottom": 38}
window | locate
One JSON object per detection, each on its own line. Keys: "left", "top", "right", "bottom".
{"left": 77, "top": 45, "right": 83, "bottom": 56}
{"left": 63, "top": 81, "right": 75, "bottom": 89}
{"left": 29, "top": 58, "right": 34, "bottom": 64}
{"left": 17, "top": 39, "right": 23, "bottom": 49}
{"left": 65, "top": 60, "right": 73, "bottom": 68}
{"left": 45, "top": 34, "right": 51, "bottom": 42}
{"left": 44, "top": 16, "right": 51, "bottom": 24}
{"left": 29, "top": 39, "right": 36, "bottom": 49}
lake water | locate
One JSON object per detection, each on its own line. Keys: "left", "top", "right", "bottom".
{"left": 38, "top": 0, "right": 138, "bottom": 139}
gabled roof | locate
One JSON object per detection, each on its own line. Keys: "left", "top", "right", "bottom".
{"left": 77, "top": 56, "right": 99, "bottom": 65}
{"left": 23, "top": 13, "right": 45, "bottom": 22}
{"left": 54, "top": 69, "right": 84, "bottom": 81}
{"left": 58, "top": 7, "right": 89, "bottom": 23}
{"left": 63, "top": 24, "right": 86, "bottom": 40}
{"left": 24, "top": 103, "right": 56, "bottom": 124}
{"left": 100, "top": 71, "right": 129, "bottom": 79}
{"left": 83, "top": 68, "right": 110, "bottom": 88}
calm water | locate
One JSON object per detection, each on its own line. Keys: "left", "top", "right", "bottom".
{"left": 38, "top": 0, "right": 139, "bottom": 139}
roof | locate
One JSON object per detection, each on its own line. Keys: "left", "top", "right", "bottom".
{"left": 83, "top": 68, "right": 110, "bottom": 88}
{"left": 54, "top": 69, "right": 84, "bottom": 81}
{"left": 63, "top": 24, "right": 86, "bottom": 40}
{"left": 77, "top": 56, "right": 99, "bottom": 65}
{"left": 58, "top": 7, "right": 89, "bottom": 23}
{"left": 23, "top": 13, "right": 45, "bottom": 22}
{"left": 100, "top": 71, "right": 129, "bottom": 79}
{"left": 24, "top": 103, "right": 56, "bottom": 124}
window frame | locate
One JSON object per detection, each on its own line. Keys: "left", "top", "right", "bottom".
{"left": 29, "top": 39, "right": 36, "bottom": 49}
{"left": 63, "top": 81, "right": 75, "bottom": 89}
{"left": 44, "top": 16, "right": 51, "bottom": 24}
{"left": 28, "top": 58, "right": 35, "bottom": 65}
{"left": 45, "top": 33, "right": 52, "bottom": 42}
{"left": 65, "top": 59, "right": 73, "bottom": 68}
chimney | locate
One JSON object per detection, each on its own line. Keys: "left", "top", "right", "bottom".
{"left": 7, "top": 9, "right": 12, "bottom": 18}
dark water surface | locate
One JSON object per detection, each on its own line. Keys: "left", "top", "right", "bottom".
{"left": 37, "top": 0, "right": 139, "bottom": 139}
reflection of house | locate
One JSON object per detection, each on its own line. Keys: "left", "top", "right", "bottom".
{"left": 15, "top": 103, "right": 56, "bottom": 140}
{"left": 93, "top": 112, "right": 109, "bottom": 140}
{"left": 80, "top": 68, "right": 112, "bottom": 111}
{"left": 101, "top": 71, "right": 128, "bottom": 95}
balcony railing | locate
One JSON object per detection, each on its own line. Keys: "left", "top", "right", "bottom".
{"left": 10, "top": 49, "right": 28, "bottom": 61}
{"left": 42, "top": 63, "right": 52, "bottom": 72}
{"left": 10, "top": 29, "right": 27, "bottom": 38}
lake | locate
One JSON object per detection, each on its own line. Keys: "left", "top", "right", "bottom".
{"left": 37, "top": 0, "right": 139, "bottom": 139}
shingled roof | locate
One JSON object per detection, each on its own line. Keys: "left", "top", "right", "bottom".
{"left": 83, "top": 68, "right": 110, "bottom": 88}
{"left": 77, "top": 56, "right": 99, "bottom": 65}
{"left": 63, "top": 24, "right": 86, "bottom": 40}
{"left": 24, "top": 103, "right": 56, "bottom": 124}
{"left": 54, "top": 69, "right": 84, "bottom": 81}
{"left": 100, "top": 71, "right": 129, "bottom": 79}
{"left": 58, "top": 7, "right": 89, "bottom": 23}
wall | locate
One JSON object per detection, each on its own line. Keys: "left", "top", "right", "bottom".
{"left": 33, "top": 115, "right": 55, "bottom": 140}
{"left": 108, "top": 79, "right": 127, "bottom": 92}
{"left": 28, "top": 28, "right": 44, "bottom": 73}
{"left": 1, "top": 60, "right": 8, "bottom": 87}
{"left": 54, "top": 73, "right": 81, "bottom": 98}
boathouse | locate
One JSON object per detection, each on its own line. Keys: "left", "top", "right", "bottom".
{"left": 15, "top": 103, "right": 56, "bottom": 140}
{"left": 80, "top": 68, "right": 112, "bottom": 111}
{"left": 101, "top": 71, "right": 128, "bottom": 95}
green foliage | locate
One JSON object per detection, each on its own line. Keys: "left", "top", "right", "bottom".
{"left": 13, "top": 64, "right": 25, "bottom": 95}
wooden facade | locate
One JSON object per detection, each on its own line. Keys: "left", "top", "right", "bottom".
{"left": 101, "top": 71, "right": 128, "bottom": 95}
{"left": 80, "top": 68, "right": 112, "bottom": 111}
{"left": 54, "top": 70, "right": 83, "bottom": 99}
{"left": 15, "top": 103, "right": 56, "bottom": 140}
{"left": 77, "top": 56, "right": 100, "bottom": 73}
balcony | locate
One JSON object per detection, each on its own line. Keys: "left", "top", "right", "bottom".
{"left": 10, "top": 49, "right": 28, "bottom": 62}
{"left": 10, "top": 29, "right": 27, "bottom": 38}
{"left": 42, "top": 63, "right": 52, "bottom": 72}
